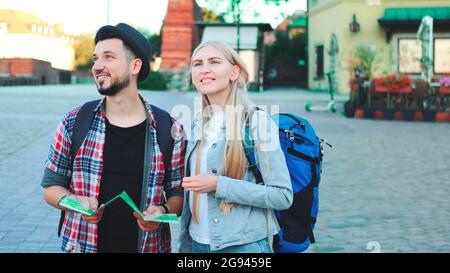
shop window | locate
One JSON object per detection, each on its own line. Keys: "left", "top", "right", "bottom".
{"left": 434, "top": 38, "right": 450, "bottom": 74}
{"left": 398, "top": 38, "right": 421, "bottom": 74}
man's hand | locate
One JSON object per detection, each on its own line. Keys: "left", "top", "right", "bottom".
{"left": 76, "top": 196, "right": 104, "bottom": 224}
{"left": 133, "top": 205, "right": 165, "bottom": 232}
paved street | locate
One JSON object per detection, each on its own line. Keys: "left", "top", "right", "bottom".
{"left": 0, "top": 84, "right": 449, "bottom": 253}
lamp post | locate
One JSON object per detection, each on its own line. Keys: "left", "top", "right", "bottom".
{"left": 349, "top": 14, "right": 360, "bottom": 33}
{"left": 107, "top": 0, "right": 111, "bottom": 24}
{"left": 232, "top": 0, "right": 242, "bottom": 53}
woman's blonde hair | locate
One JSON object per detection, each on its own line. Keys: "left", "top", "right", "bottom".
{"left": 191, "top": 41, "right": 252, "bottom": 218}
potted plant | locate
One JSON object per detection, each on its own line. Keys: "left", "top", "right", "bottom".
{"left": 373, "top": 74, "right": 412, "bottom": 120}
{"left": 436, "top": 75, "right": 450, "bottom": 121}
{"left": 344, "top": 43, "right": 382, "bottom": 118}
{"left": 439, "top": 75, "right": 450, "bottom": 93}
{"left": 344, "top": 76, "right": 358, "bottom": 118}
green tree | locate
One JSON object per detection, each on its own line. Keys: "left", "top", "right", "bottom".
{"left": 264, "top": 30, "right": 307, "bottom": 87}
{"left": 201, "top": 0, "right": 288, "bottom": 23}
{"left": 137, "top": 27, "right": 162, "bottom": 59}
{"left": 200, "top": 0, "right": 288, "bottom": 51}
{"left": 201, "top": 7, "right": 225, "bottom": 22}
{"left": 74, "top": 32, "right": 95, "bottom": 70}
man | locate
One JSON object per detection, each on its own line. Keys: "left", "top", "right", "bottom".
{"left": 41, "top": 23, "right": 185, "bottom": 253}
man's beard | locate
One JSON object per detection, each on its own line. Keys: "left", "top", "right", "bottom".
{"left": 97, "top": 74, "right": 131, "bottom": 96}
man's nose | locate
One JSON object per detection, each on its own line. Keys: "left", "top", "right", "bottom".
{"left": 92, "top": 59, "right": 104, "bottom": 72}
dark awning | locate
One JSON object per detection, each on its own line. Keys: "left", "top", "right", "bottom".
{"left": 194, "top": 22, "right": 273, "bottom": 32}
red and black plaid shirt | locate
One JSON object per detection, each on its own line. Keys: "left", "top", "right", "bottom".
{"left": 45, "top": 97, "right": 185, "bottom": 253}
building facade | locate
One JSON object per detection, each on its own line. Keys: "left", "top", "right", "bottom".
{"left": 308, "top": 0, "right": 450, "bottom": 94}
{"left": 0, "top": 9, "right": 75, "bottom": 71}
{"left": 160, "top": 0, "right": 202, "bottom": 71}
{"left": 195, "top": 22, "right": 273, "bottom": 84}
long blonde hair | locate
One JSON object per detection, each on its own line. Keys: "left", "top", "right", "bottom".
{"left": 191, "top": 41, "right": 252, "bottom": 219}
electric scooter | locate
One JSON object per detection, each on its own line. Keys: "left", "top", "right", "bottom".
{"left": 305, "top": 71, "right": 337, "bottom": 113}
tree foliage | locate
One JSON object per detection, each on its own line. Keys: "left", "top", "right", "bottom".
{"left": 74, "top": 32, "right": 95, "bottom": 70}
{"left": 264, "top": 30, "right": 307, "bottom": 87}
{"left": 201, "top": 7, "right": 225, "bottom": 22}
{"left": 201, "top": 0, "right": 288, "bottom": 23}
{"left": 137, "top": 27, "right": 162, "bottom": 59}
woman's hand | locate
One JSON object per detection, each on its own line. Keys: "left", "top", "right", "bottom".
{"left": 182, "top": 175, "right": 218, "bottom": 193}
{"left": 133, "top": 206, "right": 165, "bottom": 232}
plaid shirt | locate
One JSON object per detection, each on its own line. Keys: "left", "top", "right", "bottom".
{"left": 45, "top": 97, "right": 185, "bottom": 253}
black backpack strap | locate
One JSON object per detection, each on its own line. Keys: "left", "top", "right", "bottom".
{"left": 150, "top": 104, "right": 174, "bottom": 199}
{"left": 58, "top": 99, "right": 100, "bottom": 237}
{"left": 70, "top": 100, "right": 101, "bottom": 162}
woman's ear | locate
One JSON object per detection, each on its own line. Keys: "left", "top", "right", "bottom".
{"left": 230, "top": 65, "right": 240, "bottom": 81}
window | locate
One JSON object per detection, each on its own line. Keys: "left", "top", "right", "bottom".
{"left": 0, "top": 22, "right": 7, "bottom": 33}
{"left": 315, "top": 44, "right": 324, "bottom": 79}
{"left": 398, "top": 39, "right": 421, "bottom": 74}
{"left": 434, "top": 38, "right": 450, "bottom": 74}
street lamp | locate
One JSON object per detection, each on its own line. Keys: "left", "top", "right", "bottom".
{"left": 232, "top": 0, "right": 241, "bottom": 53}
{"left": 349, "top": 14, "right": 360, "bottom": 33}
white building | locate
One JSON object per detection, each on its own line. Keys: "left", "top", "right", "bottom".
{"left": 195, "top": 22, "right": 273, "bottom": 84}
{"left": 0, "top": 9, "right": 75, "bottom": 71}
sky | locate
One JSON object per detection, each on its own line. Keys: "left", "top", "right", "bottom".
{"left": 0, "top": 0, "right": 306, "bottom": 35}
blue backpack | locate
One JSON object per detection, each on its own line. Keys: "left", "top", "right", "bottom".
{"left": 244, "top": 111, "right": 328, "bottom": 253}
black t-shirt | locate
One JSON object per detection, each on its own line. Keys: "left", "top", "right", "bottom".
{"left": 97, "top": 118, "right": 146, "bottom": 253}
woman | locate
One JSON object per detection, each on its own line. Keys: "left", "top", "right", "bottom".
{"left": 179, "top": 41, "right": 293, "bottom": 253}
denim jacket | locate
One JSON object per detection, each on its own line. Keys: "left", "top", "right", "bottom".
{"left": 179, "top": 110, "right": 293, "bottom": 252}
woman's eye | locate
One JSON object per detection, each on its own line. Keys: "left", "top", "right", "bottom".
{"left": 193, "top": 63, "right": 201, "bottom": 67}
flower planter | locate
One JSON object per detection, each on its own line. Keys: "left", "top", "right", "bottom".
{"left": 392, "top": 86, "right": 412, "bottom": 93}
{"left": 374, "top": 110, "right": 383, "bottom": 120}
{"left": 435, "top": 112, "right": 450, "bottom": 122}
{"left": 355, "top": 108, "right": 364, "bottom": 119}
{"left": 374, "top": 86, "right": 390, "bottom": 93}
{"left": 439, "top": 86, "right": 450, "bottom": 94}
{"left": 383, "top": 108, "right": 396, "bottom": 120}
{"left": 414, "top": 111, "right": 423, "bottom": 121}
{"left": 394, "top": 110, "right": 403, "bottom": 120}
{"left": 423, "top": 109, "right": 436, "bottom": 122}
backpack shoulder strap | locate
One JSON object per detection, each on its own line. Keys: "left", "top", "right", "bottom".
{"left": 243, "top": 106, "right": 264, "bottom": 184}
{"left": 70, "top": 99, "right": 101, "bottom": 165}
{"left": 150, "top": 104, "right": 174, "bottom": 184}
{"left": 58, "top": 99, "right": 100, "bottom": 237}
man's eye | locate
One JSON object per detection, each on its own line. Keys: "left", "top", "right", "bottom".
{"left": 193, "top": 63, "right": 201, "bottom": 67}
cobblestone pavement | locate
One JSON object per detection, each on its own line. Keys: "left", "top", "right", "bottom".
{"left": 0, "top": 85, "right": 449, "bottom": 253}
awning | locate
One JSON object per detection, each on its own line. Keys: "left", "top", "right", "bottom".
{"left": 379, "top": 7, "right": 450, "bottom": 21}
{"left": 378, "top": 7, "right": 450, "bottom": 41}
{"left": 288, "top": 17, "right": 307, "bottom": 28}
{"left": 378, "top": 6, "right": 450, "bottom": 42}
